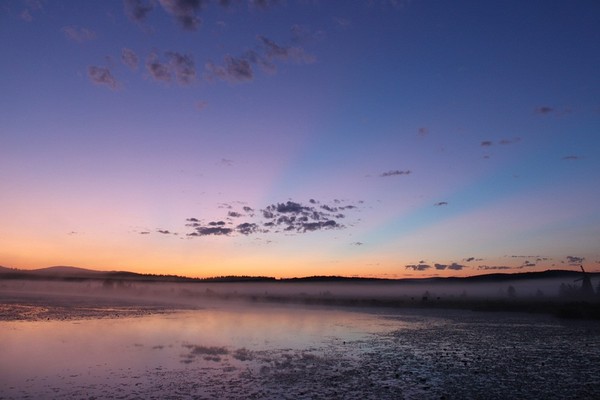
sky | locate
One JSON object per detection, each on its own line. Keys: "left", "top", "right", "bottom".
{"left": 1, "top": 0, "right": 599, "bottom": 279}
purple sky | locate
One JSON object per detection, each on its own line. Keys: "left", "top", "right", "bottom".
{"left": 1, "top": 0, "right": 599, "bottom": 278}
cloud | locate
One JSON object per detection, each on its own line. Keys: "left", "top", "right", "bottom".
{"left": 434, "top": 201, "right": 448, "bottom": 207}
{"left": 418, "top": 127, "right": 428, "bottom": 137}
{"left": 196, "top": 100, "right": 208, "bottom": 111}
{"left": 206, "top": 55, "right": 254, "bottom": 83}
{"left": 405, "top": 264, "right": 431, "bottom": 271}
{"left": 434, "top": 263, "right": 466, "bottom": 271}
{"left": 249, "top": 0, "right": 277, "bottom": 10}
{"left": 480, "top": 140, "right": 493, "bottom": 147}
{"left": 464, "top": 257, "right": 475, "bottom": 262}
{"left": 145, "top": 51, "right": 196, "bottom": 84}
{"left": 477, "top": 265, "right": 512, "bottom": 270}
{"left": 146, "top": 52, "right": 172, "bottom": 82}
{"left": 88, "top": 66, "right": 119, "bottom": 89}
{"left": 157, "top": 229, "right": 172, "bottom": 234}
{"left": 566, "top": 256, "right": 585, "bottom": 265}
{"left": 158, "top": 0, "right": 205, "bottom": 31}
{"left": 122, "top": 48, "right": 139, "bottom": 70}
{"left": 499, "top": 137, "right": 521, "bottom": 145}
{"left": 379, "top": 170, "right": 411, "bottom": 177}
{"left": 124, "top": 0, "right": 155, "bottom": 22}
{"left": 562, "top": 155, "right": 582, "bottom": 160}
{"left": 62, "top": 26, "right": 96, "bottom": 42}
{"left": 185, "top": 199, "right": 358, "bottom": 238}
{"left": 535, "top": 106, "right": 554, "bottom": 115}
{"left": 167, "top": 51, "right": 196, "bottom": 84}
{"left": 257, "top": 35, "right": 315, "bottom": 64}
{"left": 236, "top": 222, "right": 259, "bottom": 235}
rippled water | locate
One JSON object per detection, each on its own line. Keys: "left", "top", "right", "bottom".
{"left": 1, "top": 304, "right": 599, "bottom": 399}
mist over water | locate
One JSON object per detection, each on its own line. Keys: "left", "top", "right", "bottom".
{"left": 2, "top": 276, "right": 600, "bottom": 398}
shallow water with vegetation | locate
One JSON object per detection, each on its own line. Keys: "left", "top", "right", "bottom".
{"left": 1, "top": 300, "right": 599, "bottom": 399}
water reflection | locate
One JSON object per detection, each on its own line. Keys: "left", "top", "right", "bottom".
{"left": 0, "top": 304, "right": 401, "bottom": 392}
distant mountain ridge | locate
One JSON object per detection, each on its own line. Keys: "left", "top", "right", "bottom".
{"left": 0, "top": 265, "right": 596, "bottom": 284}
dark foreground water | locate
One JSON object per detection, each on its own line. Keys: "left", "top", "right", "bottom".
{"left": 1, "top": 303, "right": 599, "bottom": 399}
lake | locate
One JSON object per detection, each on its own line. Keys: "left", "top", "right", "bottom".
{"left": 1, "top": 302, "right": 599, "bottom": 399}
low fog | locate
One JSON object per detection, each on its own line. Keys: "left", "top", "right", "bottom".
{"left": 2, "top": 274, "right": 597, "bottom": 313}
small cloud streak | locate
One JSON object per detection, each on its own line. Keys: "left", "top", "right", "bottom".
{"left": 380, "top": 170, "right": 411, "bottom": 177}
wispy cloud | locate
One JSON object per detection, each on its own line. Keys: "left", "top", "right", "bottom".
{"left": 62, "top": 26, "right": 96, "bottom": 43}
{"left": 562, "top": 155, "right": 582, "bottom": 160}
{"left": 433, "top": 201, "right": 448, "bottom": 207}
{"left": 87, "top": 66, "right": 119, "bottom": 89}
{"left": 122, "top": 48, "right": 139, "bottom": 70}
{"left": 124, "top": 0, "right": 155, "bottom": 22}
{"left": 158, "top": 0, "right": 205, "bottom": 31}
{"left": 206, "top": 55, "right": 254, "bottom": 83}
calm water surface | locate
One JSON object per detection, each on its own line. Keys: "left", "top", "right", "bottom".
{"left": 1, "top": 304, "right": 599, "bottom": 399}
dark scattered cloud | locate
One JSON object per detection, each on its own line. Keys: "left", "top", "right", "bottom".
{"left": 146, "top": 53, "right": 172, "bottom": 82}
{"left": 380, "top": 170, "right": 411, "bottom": 177}
{"left": 418, "top": 127, "right": 428, "bottom": 137}
{"left": 185, "top": 199, "right": 358, "bottom": 237}
{"left": 121, "top": 48, "right": 139, "bottom": 70}
{"left": 258, "top": 35, "right": 315, "bottom": 64}
{"left": 464, "top": 257, "right": 475, "bottom": 262}
{"left": 519, "top": 261, "right": 536, "bottom": 268}
{"left": 158, "top": 0, "right": 206, "bottom": 31}
{"left": 157, "top": 229, "right": 171, "bottom": 234}
{"left": 566, "top": 256, "right": 585, "bottom": 265}
{"left": 196, "top": 100, "right": 208, "bottom": 111}
{"left": 405, "top": 264, "right": 431, "bottom": 271}
{"left": 351, "top": 241, "right": 363, "bottom": 246}
{"left": 433, "top": 263, "right": 466, "bottom": 271}
{"left": 481, "top": 137, "right": 521, "bottom": 146}
{"left": 167, "top": 51, "right": 196, "bottom": 84}
{"left": 562, "top": 155, "right": 582, "bottom": 160}
{"left": 124, "top": 0, "right": 155, "bottom": 22}
{"left": 477, "top": 265, "right": 511, "bottom": 271}
{"left": 88, "top": 66, "right": 119, "bottom": 89}
{"left": 146, "top": 51, "right": 196, "bottom": 84}
{"left": 205, "top": 34, "right": 313, "bottom": 83}
{"left": 534, "top": 106, "right": 572, "bottom": 116}
{"left": 206, "top": 55, "right": 254, "bottom": 83}
{"left": 139, "top": 231, "right": 151, "bottom": 235}
{"left": 62, "top": 26, "right": 96, "bottom": 42}
{"left": 434, "top": 201, "right": 448, "bottom": 207}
